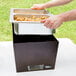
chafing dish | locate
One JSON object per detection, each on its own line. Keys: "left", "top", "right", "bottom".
{"left": 10, "top": 8, "right": 55, "bottom": 35}
{"left": 10, "top": 8, "right": 58, "bottom": 72}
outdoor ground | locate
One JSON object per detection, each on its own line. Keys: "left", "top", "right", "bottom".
{"left": 0, "top": 0, "right": 76, "bottom": 43}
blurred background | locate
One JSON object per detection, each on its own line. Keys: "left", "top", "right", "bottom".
{"left": 0, "top": 0, "right": 76, "bottom": 43}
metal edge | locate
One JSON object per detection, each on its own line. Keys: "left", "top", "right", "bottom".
{"left": 14, "top": 33, "right": 53, "bottom": 36}
{"left": 11, "top": 8, "right": 51, "bottom": 15}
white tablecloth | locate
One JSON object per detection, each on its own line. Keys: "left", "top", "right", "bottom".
{"left": 0, "top": 38, "right": 76, "bottom": 76}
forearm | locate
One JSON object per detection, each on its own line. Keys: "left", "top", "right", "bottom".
{"left": 58, "top": 9, "right": 76, "bottom": 22}
{"left": 43, "top": 0, "right": 73, "bottom": 8}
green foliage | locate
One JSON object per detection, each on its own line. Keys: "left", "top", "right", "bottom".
{"left": 0, "top": 0, "right": 76, "bottom": 43}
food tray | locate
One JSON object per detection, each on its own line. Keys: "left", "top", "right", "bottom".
{"left": 10, "top": 8, "right": 51, "bottom": 23}
{"left": 10, "top": 8, "right": 55, "bottom": 35}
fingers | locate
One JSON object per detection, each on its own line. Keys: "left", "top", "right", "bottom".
{"left": 41, "top": 19, "right": 46, "bottom": 23}
{"left": 31, "top": 4, "right": 37, "bottom": 10}
{"left": 46, "top": 21, "right": 54, "bottom": 29}
{"left": 31, "top": 7, "right": 40, "bottom": 10}
{"left": 47, "top": 22, "right": 59, "bottom": 29}
{"left": 43, "top": 20, "right": 59, "bottom": 29}
{"left": 48, "top": 21, "right": 62, "bottom": 29}
{"left": 31, "top": 6, "right": 38, "bottom": 10}
{"left": 31, "top": 7, "right": 36, "bottom": 10}
{"left": 44, "top": 19, "right": 50, "bottom": 27}
{"left": 43, "top": 19, "right": 54, "bottom": 29}
{"left": 31, "top": 4, "right": 44, "bottom": 10}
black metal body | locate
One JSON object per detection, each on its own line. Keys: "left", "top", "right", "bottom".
{"left": 12, "top": 23, "right": 59, "bottom": 72}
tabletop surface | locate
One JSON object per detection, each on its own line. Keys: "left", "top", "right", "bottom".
{"left": 0, "top": 38, "right": 76, "bottom": 76}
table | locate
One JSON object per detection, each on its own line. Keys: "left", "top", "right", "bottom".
{"left": 0, "top": 38, "right": 76, "bottom": 76}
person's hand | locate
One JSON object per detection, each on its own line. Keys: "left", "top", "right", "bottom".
{"left": 31, "top": 4, "right": 45, "bottom": 10}
{"left": 41, "top": 15, "right": 64, "bottom": 29}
